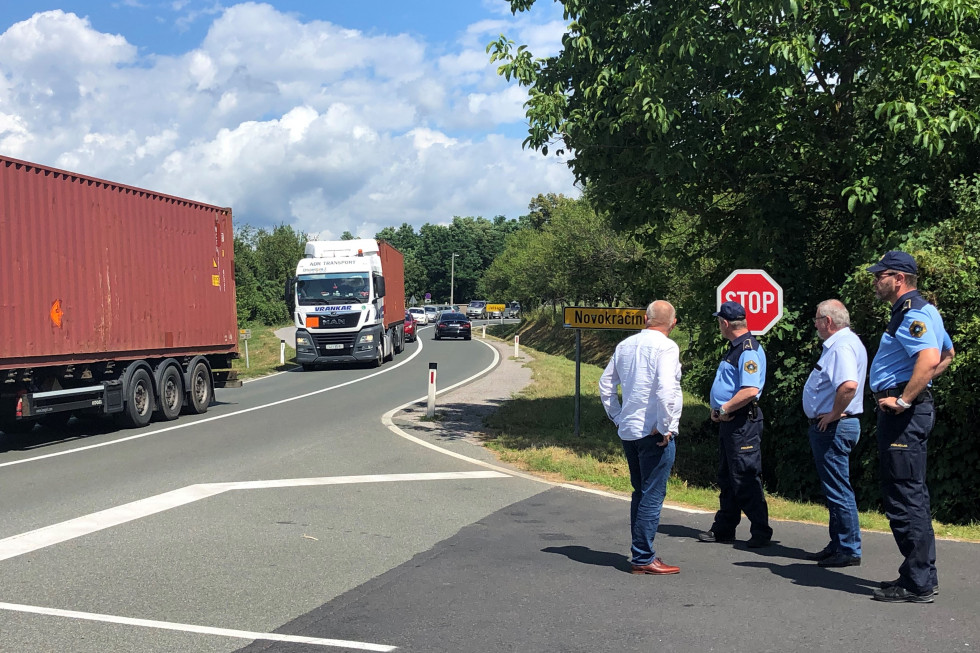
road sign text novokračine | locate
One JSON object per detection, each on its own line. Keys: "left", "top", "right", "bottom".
{"left": 563, "top": 306, "right": 646, "bottom": 330}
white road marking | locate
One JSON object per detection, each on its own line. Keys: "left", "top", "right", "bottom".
{"left": 0, "top": 337, "right": 426, "bottom": 470}
{"left": 0, "top": 601, "right": 397, "bottom": 651}
{"left": 381, "top": 338, "right": 711, "bottom": 514}
{"left": 0, "top": 471, "right": 509, "bottom": 563}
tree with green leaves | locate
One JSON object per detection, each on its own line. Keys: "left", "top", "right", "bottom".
{"left": 234, "top": 224, "right": 307, "bottom": 325}
{"left": 483, "top": 195, "right": 644, "bottom": 308}
{"left": 489, "top": 0, "right": 980, "bottom": 284}
{"left": 489, "top": 0, "right": 980, "bottom": 521}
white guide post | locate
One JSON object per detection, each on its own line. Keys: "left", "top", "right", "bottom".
{"left": 426, "top": 362, "right": 437, "bottom": 418}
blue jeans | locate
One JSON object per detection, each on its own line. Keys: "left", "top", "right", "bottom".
{"left": 622, "top": 435, "right": 676, "bottom": 565}
{"left": 808, "top": 417, "right": 862, "bottom": 557}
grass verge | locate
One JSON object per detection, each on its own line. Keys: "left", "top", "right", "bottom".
{"left": 481, "top": 332, "right": 980, "bottom": 542}
{"left": 231, "top": 324, "right": 298, "bottom": 380}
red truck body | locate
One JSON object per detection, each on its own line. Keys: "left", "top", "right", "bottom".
{"left": 378, "top": 241, "right": 405, "bottom": 331}
{"left": 0, "top": 155, "right": 239, "bottom": 431}
{"left": 0, "top": 155, "right": 238, "bottom": 369}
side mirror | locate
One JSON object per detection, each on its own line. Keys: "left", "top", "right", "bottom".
{"left": 285, "top": 277, "right": 296, "bottom": 309}
{"left": 375, "top": 275, "right": 386, "bottom": 298}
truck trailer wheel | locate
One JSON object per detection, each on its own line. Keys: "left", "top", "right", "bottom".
{"left": 118, "top": 368, "right": 154, "bottom": 428}
{"left": 154, "top": 365, "right": 184, "bottom": 421}
{"left": 384, "top": 329, "right": 395, "bottom": 362}
{"left": 394, "top": 326, "right": 404, "bottom": 354}
{"left": 185, "top": 360, "right": 212, "bottom": 414}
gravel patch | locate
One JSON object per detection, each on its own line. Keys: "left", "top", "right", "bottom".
{"left": 391, "top": 338, "right": 534, "bottom": 465}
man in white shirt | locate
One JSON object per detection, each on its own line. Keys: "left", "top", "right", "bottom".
{"left": 802, "top": 299, "right": 868, "bottom": 568}
{"left": 599, "top": 300, "right": 683, "bottom": 575}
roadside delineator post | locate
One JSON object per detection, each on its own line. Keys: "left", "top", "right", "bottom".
{"left": 426, "top": 362, "right": 437, "bottom": 418}
{"left": 280, "top": 340, "right": 286, "bottom": 366}
{"left": 481, "top": 325, "right": 486, "bottom": 338}
{"left": 515, "top": 335, "right": 520, "bottom": 358}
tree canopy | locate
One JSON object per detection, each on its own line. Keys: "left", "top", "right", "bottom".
{"left": 489, "top": 0, "right": 980, "bottom": 283}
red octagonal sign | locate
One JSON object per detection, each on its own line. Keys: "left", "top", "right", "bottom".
{"left": 716, "top": 269, "right": 784, "bottom": 335}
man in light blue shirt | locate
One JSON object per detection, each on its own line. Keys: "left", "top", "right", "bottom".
{"left": 802, "top": 299, "right": 867, "bottom": 568}
{"left": 600, "top": 300, "right": 682, "bottom": 575}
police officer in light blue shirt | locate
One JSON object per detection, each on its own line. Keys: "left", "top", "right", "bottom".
{"left": 698, "top": 301, "right": 773, "bottom": 548}
{"left": 867, "top": 251, "right": 955, "bottom": 604}
{"left": 802, "top": 299, "right": 867, "bottom": 568}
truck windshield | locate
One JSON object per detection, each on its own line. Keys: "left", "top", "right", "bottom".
{"left": 297, "top": 273, "right": 370, "bottom": 305}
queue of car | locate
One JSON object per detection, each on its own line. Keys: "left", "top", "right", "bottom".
{"left": 403, "top": 301, "right": 519, "bottom": 345}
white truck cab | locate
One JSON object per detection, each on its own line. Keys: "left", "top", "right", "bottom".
{"left": 290, "top": 239, "right": 405, "bottom": 369}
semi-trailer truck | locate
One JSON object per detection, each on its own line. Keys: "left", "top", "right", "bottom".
{"left": 289, "top": 239, "right": 405, "bottom": 369}
{"left": 0, "top": 155, "right": 241, "bottom": 434}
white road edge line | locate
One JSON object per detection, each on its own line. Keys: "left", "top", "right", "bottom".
{"left": 0, "top": 471, "right": 509, "bottom": 563}
{"left": 0, "top": 332, "right": 427, "bottom": 470}
{"left": 0, "top": 601, "right": 397, "bottom": 651}
{"left": 381, "top": 337, "right": 710, "bottom": 515}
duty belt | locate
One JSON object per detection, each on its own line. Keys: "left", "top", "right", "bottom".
{"left": 807, "top": 413, "right": 858, "bottom": 425}
{"left": 872, "top": 382, "right": 932, "bottom": 405}
{"left": 732, "top": 401, "right": 759, "bottom": 419}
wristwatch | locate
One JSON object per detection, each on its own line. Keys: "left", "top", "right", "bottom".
{"left": 718, "top": 406, "right": 728, "bottom": 417}
{"left": 896, "top": 397, "right": 912, "bottom": 409}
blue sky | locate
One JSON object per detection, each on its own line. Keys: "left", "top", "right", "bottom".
{"left": 0, "top": 1, "right": 577, "bottom": 238}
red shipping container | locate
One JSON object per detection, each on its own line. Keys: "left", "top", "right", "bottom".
{"left": 378, "top": 241, "right": 405, "bottom": 331}
{"left": 0, "top": 155, "right": 238, "bottom": 370}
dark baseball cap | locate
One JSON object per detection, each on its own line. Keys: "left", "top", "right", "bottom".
{"left": 867, "top": 250, "right": 917, "bottom": 274}
{"left": 713, "top": 301, "right": 746, "bottom": 320}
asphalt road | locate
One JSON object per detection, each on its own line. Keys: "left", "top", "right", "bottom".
{"left": 0, "top": 325, "right": 977, "bottom": 652}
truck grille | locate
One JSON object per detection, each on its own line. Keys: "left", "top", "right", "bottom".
{"left": 313, "top": 333, "right": 357, "bottom": 356}
{"left": 315, "top": 313, "right": 361, "bottom": 328}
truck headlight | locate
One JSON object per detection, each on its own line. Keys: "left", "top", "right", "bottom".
{"left": 296, "top": 335, "right": 311, "bottom": 346}
{"left": 358, "top": 333, "right": 374, "bottom": 343}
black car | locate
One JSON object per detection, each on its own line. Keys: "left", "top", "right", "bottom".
{"left": 434, "top": 312, "right": 472, "bottom": 340}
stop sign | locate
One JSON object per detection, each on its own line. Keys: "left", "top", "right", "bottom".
{"left": 716, "top": 269, "right": 784, "bottom": 335}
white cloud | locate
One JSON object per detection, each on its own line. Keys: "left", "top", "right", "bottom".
{"left": 0, "top": 3, "right": 577, "bottom": 239}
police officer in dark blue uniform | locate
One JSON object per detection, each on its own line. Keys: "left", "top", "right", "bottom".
{"left": 698, "top": 301, "right": 773, "bottom": 548}
{"left": 867, "top": 251, "right": 955, "bottom": 603}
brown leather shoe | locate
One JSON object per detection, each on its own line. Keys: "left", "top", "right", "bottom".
{"left": 631, "top": 558, "right": 680, "bottom": 575}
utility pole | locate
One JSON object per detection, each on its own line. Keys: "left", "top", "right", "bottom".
{"left": 450, "top": 252, "right": 459, "bottom": 305}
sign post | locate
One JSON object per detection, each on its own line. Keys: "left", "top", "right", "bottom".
{"left": 716, "top": 269, "right": 784, "bottom": 335}
{"left": 239, "top": 329, "right": 251, "bottom": 368}
{"left": 562, "top": 306, "right": 647, "bottom": 436}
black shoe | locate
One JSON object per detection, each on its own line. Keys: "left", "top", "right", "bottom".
{"left": 697, "top": 530, "right": 734, "bottom": 543}
{"left": 746, "top": 536, "right": 771, "bottom": 548}
{"left": 805, "top": 545, "right": 836, "bottom": 561}
{"left": 880, "top": 578, "right": 939, "bottom": 595}
{"left": 871, "top": 585, "right": 935, "bottom": 603}
{"left": 817, "top": 553, "right": 861, "bottom": 567}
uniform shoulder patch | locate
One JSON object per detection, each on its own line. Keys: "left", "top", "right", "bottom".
{"left": 743, "top": 340, "right": 754, "bottom": 350}
{"left": 744, "top": 360, "right": 759, "bottom": 374}
{"left": 909, "top": 320, "right": 927, "bottom": 338}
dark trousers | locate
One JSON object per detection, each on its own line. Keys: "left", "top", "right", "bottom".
{"left": 711, "top": 408, "right": 772, "bottom": 540}
{"left": 876, "top": 399, "right": 938, "bottom": 593}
